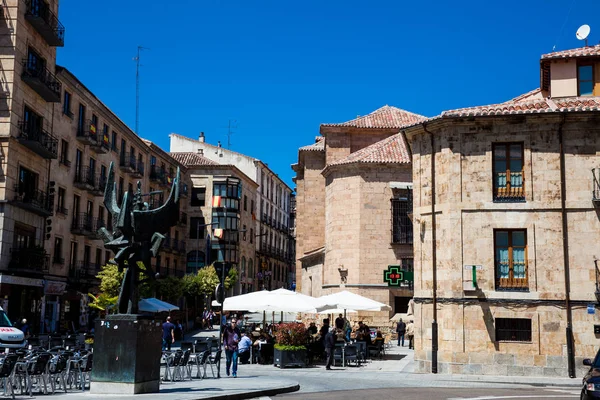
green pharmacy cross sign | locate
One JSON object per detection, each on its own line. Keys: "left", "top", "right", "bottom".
{"left": 384, "top": 265, "right": 414, "bottom": 287}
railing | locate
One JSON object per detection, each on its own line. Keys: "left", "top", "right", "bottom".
{"left": 71, "top": 213, "right": 94, "bottom": 233}
{"left": 52, "top": 256, "right": 64, "bottom": 265}
{"left": 17, "top": 120, "right": 58, "bottom": 159}
{"left": 56, "top": 205, "right": 68, "bottom": 215}
{"left": 149, "top": 165, "right": 162, "bottom": 181}
{"left": 13, "top": 184, "right": 53, "bottom": 215}
{"left": 76, "top": 120, "right": 98, "bottom": 143}
{"left": 24, "top": 0, "right": 65, "bottom": 46}
{"left": 71, "top": 261, "right": 100, "bottom": 280}
{"left": 21, "top": 58, "right": 61, "bottom": 101}
{"left": 136, "top": 161, "right": 145, "bottom": 176}
{"left": 74, "top": 166, "right": 95, "bottom": 188}
{"left": 9, "top": 247, "right": 49, "bottom": 273}
{"left": 119, "top": 152, "right": 137, "bottom": 171}
{"left": 494, "top": 171, "right": 525, "bottom": 201}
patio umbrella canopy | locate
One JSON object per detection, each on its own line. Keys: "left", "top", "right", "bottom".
{"left": 223, "top": 288, "right": 324, "bottom": 313}
{"left": 316, "top": 290, "right": 392, "bottom": 313}
{"left": 138, "top": 298, "right": 180, "bottom": 313}
{"left": 222, "top": 290, "right": 271, "bottom": 311}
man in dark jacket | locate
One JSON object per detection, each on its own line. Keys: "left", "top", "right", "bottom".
{"left": 396, "top": 319, "right": 406, "bottom": 346}
{"left": 324, "top": 328, "right": 337, "bottom": 370}
{"left": 223, "top": 318, "right": 241, "bottom": 377}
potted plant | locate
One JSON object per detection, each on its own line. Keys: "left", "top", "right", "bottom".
{"left": 273, "top": 322, "right": 309, "bottom": 368}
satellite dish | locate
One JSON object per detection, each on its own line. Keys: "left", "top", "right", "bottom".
{"left": 576, "top": 24, "right": 591, "bottom": 42}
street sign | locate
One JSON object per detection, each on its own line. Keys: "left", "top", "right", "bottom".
{"left": 384, "top": 265, "right": 414, "bottom": 287}
{"left": 588, "top": 304, "right": 596, "bottom": 315}
{"left": 215, "top": 284, "right": 224, "bottom": 304}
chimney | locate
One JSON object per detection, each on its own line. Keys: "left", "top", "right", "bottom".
{"left": 199, "top": 132, "right": 205, "bottom": 143}
{"left": 217, "top": 141, "right": 221, "bottom": 148}
{"left": 197, "top": 149, "right": 204, "bottom": 156}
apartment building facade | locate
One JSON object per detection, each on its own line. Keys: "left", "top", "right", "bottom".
{"left": 170, "top": 152, "right": 258, "bottom": 295}
{"left": 405, "top": 45, "right": 600, "bottom": 377}
{"left": 169, "top": 133, "right": 295, "bottom": 292}
{"left": 0, "top": 0, "right": 189, "bottom": 333}
{"left": 293, "top": 106, "right": 424, "bottom": 326}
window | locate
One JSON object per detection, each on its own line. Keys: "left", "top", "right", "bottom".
{"left": 493, "top": 143, "right": 524, "bottom": 201}
{"left": 105, "top": 251, "right": 111, "bottom": 266}
{"left": 251, "top": 200, "right": 254, "bottom": 213}
{"left": 495, "top": 318, "right": 531, "bottom": 342}
{"left": 95, "top": 248, "right": 102, "bottom": 268}
{"left": 578, "top": 65, "right": 594, "bottom": 96}
{"left": 91, "top": 114, "right": 98, "bottom": 132}
{"left": 250, "top": 228, "right": 253, "bottom": 244}
{"left": 495, "top": 229, "right": 528, "bottom": 290}
{"left": 150, "top": 156, "right": 156, "bottom": 166}
{"left": 190, "top": 217, "right": 206, "bottom": 239}
{"left": 72, "top": 195, "right": 80, "bottom": 216}
{"left": 17, "top": 166, "right": 38, "bottom": 197}
{"left": 111, "top": 131, "right": 118, "bottom": 152}
{"left": 53, "top": 237, "right": 63, "bottom": 263}
{"left": 26, "top": 47, "right": 45, "bottom": 73}
{"left": 63, "top": 91, "right": 72, "bottom": 117}
{"left": 23, "top": 105, "right": 42, "bottom": 137}
{"left": 77, "top": 104, "right": 86, "bottom": 134}
{"left": 57, "top": 187, "right": 66, "bottom": 214}
{"left": 244, "top": 195, "right": 247, "bottom": 211}
{"left": 59, "top": 140, "right": 70, "bottom": 166}
{"left": 83, "top": 245, "right": 91, "bottom": 266}
{"left": 391, "top": 189, "right": 413, "bottom": 244}
{"left": 75, "top": 149, "right": 82, "bottom": 176}
{"left": 69, "top": 242, "right": 77, "bottom": 268}
{"left": 191, "top": 187, "right": 206, "bottom": 207}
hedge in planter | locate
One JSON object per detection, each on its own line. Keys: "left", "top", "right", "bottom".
{"left": 273, "top": 323, "right": 309, "bottom": 368}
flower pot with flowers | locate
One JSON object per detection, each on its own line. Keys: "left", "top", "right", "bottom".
{"left": 273, "top": 322, "right": 309, "bottom": 368}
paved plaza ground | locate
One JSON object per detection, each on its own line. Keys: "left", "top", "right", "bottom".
{"left": 31, "top": 328, "right": 583, "bottom": 400}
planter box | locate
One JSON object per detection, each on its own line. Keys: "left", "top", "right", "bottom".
{"left": 274, "top": 348, "right": 307, "bottom": 368}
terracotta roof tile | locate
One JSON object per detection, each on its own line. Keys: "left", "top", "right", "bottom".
{"left": 329, "top": 132, "right": 411, "bottom": 167}
{"left": 541, "top": 45, "right": 600, "bottom": 60}
{"left": 322, "top": 105, "right": 427, "bottom": 129}
{"left": 442, "top": 97, "right": 552, "bottom": 117}
{"left": 169, "top": 152, "right": 219, "bottom": 167}
{"left": 299, "top": 136, "right": 325, "bottom": 152}
{"left": 506, "top": 88, "right": 543, "bottom": 103}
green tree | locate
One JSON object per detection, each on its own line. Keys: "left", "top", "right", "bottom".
{"left": 224, "top": 267, "right": 238, "bottom": 290}
{"left": 156, "top": 276, "right": 183, "bottom": 303}
{"left": 88, "top": 293, "right": 118, "bottom": 314}
{"left": 97, "top": 263, "right": 124, "bottom": 297}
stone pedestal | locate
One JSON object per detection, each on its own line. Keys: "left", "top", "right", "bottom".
{"left": 90, "top": 314, "right": 162, "bottom": 394}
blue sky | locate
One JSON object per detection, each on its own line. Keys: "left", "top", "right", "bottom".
{"left": 57, "top": 0, "right": 598, "bottom": 188}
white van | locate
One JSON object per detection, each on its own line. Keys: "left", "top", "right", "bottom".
{"left": 0, "top": 308, "right": 26, "bottom": 349}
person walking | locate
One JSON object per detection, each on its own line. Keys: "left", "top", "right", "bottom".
{"left": 324, "top": 328, "right": 337, "bottom": 370}
{"left": 396, "top": 318, "right": 406, "bottom": 346}
{"left": 162, "top": 316, "right": 175, "bottom": 351}
{"left": 223, "top": 318, "right": 241, "bottom": 377}
{"left": 406, "top": 319, "right": 415, "bottom": 350}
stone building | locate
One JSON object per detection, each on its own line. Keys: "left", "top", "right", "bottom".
{"left": 405, "top": 45, "right": 600, "bottom": 377}
{"left": 170, "top": 152, "right": 258, "bottom": 296}
{"left": 170, "top": 133, "right": 295, "bottom": 292}
{"left": 0, "top": 0, "right": 189, "bottom": 332}
{"left": 293, "top": 106, "right": 424, "bottom": 326}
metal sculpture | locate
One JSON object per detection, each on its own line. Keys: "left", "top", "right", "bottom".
{"left": 98, "top": 162, "right": 180, "bottom": 314}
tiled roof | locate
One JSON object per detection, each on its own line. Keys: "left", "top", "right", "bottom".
{"left": 441, "top": 91, "right": 600, "bottom": 118}
{"left": 541, "top": 45, "right": 600, "bottom": 60}
{"left": 169, "top": 152, "right": 219, "bottom": 167}
{"left": 299, "top": 136, "right": 325, "bottom": 152}
{"left": 321, "top": 105, "right": 427, "bottom": 129}
{"left": 506, "top": 88, "right": 543, "bottom": 103}
{"left": 328, "top": 132, "right": 411, "bottom": 167}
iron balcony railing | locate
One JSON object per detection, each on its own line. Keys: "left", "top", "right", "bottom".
{"left": 71, "top": 213, "right": 94, "bottom": 234}
{"left": 71, "top": 261, "right": 100, "bottom": 281}
{"left": 119, "top": 152, "right": 137, "bottom": 172}
{"left": 21, "top": 58, "right": 61, "bottom": 102}
{"left": 135, "top": 161, "right": 145, "bottom": 177}
{"left": 24, "top": 0, "right": 65, "bottom": 47}
{"left": 17, "top": 121, "right": 58, "bottom": 159}
{"left": 74, "top": 166, "right": 95, "bottom": 189}
{"left": 9, "top": 247, "right": 49, "bottom": 274}
{"left": 13, "top": 184, "right": 53, "bottom": 216}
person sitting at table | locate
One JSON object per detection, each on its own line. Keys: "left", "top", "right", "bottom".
{"left": 252, "top": 333, "right": 268, "bottom": 363}
{"left": 238, "top": 330, "right": 252, "bottom": 364}
{"left": 373, "top": 330, "right": 384, "bottom": 346}
{"left": 307, "top": 322, "right": 318, "bottom": 335}
{"left": 357, "top": 321, "right": 372, "bottom": 346}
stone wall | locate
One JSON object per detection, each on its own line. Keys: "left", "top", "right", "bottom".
{"left": 409, "top": 115, "right": 600, "bottom": 377}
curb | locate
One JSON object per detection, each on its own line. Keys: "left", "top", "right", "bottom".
{"left": 186, "top": 382, "right": 300, "bottom": 400}
{"left": 432, "top": 377, "right": 581, "bottom": 388}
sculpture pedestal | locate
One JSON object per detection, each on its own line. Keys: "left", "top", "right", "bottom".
{"left": 90, "top": 314, "right": 162, "bottom": 395}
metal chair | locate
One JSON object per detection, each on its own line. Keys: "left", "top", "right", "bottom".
{"left": 48, "top": 352, "right": 69, "bottom": 394}
{"left": 208, "top": 349, "right": 221, "bottom": 377}
{"left": 77, "top": 352, "right": 93, "bottom": 391}
{"left": 173, "top": 350, "right": 192, "bottom": 381}
{"left": 332, "top": 345, "right": 344, "bottom": 367}
{"left": 344, "top": 345, "right": 360, "bottom": 367}
{"left": 167, "top": 351, "right": 183, "bottom": 382}
{"left": 0, "top": 354, "right": 19, "bottom": 399}
{"left": 26, "top": 352, "right": 52, "bottom": 396}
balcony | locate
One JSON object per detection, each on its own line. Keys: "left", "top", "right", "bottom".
{"left": 21, "top": 59, "right": 61, "bottom": 102}
{"left": 17, "top": 121, "right": 58, "bottom": 159}
{"left": 494, "top": 171, "right": 525, "bottom": 202}
{"left": 119, "top": 152, "right": 136, "bottom": 174}
{"left": 24, "top": 0, "right": 65, "bottom": 47}
{"left": 76, "top": 121, "right": 98, "bottom": 146}
{"left": 178, "top": 212, "right": 188, "bottom": 226}
{"left": 12, "top": 185, "right": 53, "bottom": 216}
{"left": 69, "top": 261, "right": 100, "bottom": 283}
{"left": 91, "top": 175, "right": 107, "bottom": 197}
{"left": 55, "top": 205, "right": 68, "bottom": 216}
{"left": 74, "top": 166, "right": 95, "bottom": 191}
{"left": 9, "top": 247, "right": 49, "bottom": 275}
{"left": 71, "top": 213, "right": 94, "bottom": 237}
{"left": 132, "top": 160, "right": 144, "bottom": 178}
{"left": 92, "top": 132, "right": 110, "bottom": 154}
{"left": 149, "top": 165, "right": 163, "bottom": 183}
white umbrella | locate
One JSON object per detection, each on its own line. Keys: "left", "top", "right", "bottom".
{"left": 316, "top": 290, "right": 392, "bottom": 313}
{"left": 223, "top": 290, "right": 270, "bottom": 311}
{"left": 254, "top": 288, "right": 324, "bottom": 313}
{"left": 138, "top": 298, "right": 180, "bottom": 313}
{"left": 318, "top": 308, "right": 357, "bottom": 314}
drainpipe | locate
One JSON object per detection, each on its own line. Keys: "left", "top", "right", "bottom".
{"left": 423, "top": 122, "right": 438, "bottom": 374}
{"left": 558, "top": 113, "right": 575, "bottom": 378}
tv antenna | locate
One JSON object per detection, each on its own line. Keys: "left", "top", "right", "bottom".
{"left": 576, "top": 24, "right": 591, "bottom": 47}
{"left": 133, "top": 46, "right": 149, "bottom": 135}
{"left": 226, "top": 119, "right": 237, "bottom": 149}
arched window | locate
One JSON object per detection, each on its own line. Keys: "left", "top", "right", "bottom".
{"left": 248, "top": 258, "right": 254, "bottom": 280}
{"left": 241, "top": 256, "right": 246, "bottom": 279}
